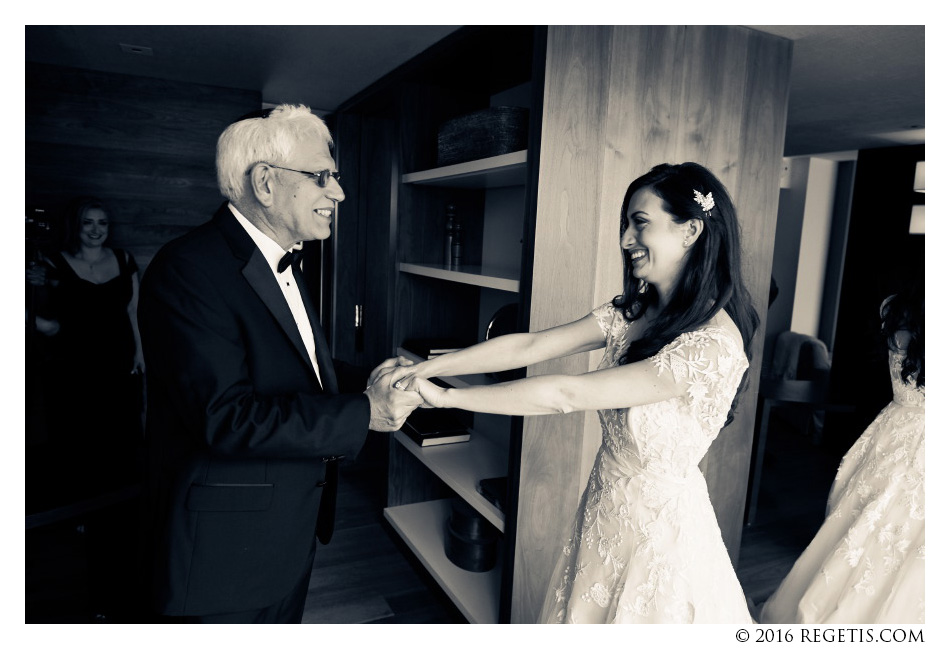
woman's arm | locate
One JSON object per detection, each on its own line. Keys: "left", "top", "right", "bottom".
{"left": 33, "top": 314, "right": 60, "bottom": 336}
{"left": 407, "top": 328, "right": 736, "bottom": 417}
{"left": 374, "top": 312, "right": 606, "bottom": 387}
{"left": 128, "top": 271, "right": 145, "bottom": 373}
{"left": 406, "top": 357, "right": 682, "bottom": 416}
{"left": 27, "top": 251, "right": 59, "bottom": 288}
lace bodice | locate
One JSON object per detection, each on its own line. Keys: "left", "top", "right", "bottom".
{"left": 591, "top": 302, "right": 749, "bottom": 479}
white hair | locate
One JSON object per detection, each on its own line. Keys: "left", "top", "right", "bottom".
{"left": 216, "top": 104, "right": 333, "bottom": 203}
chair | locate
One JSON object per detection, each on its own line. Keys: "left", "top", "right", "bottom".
{"left": 768, "top": 331, "right": 831, "bottom": 439}
{"left": 745, "top": 332, "right": 851, "bottom": 526}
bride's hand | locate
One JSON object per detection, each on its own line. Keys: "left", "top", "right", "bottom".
{"left": 398, "top": 376, "right": 446, "bottom": 409}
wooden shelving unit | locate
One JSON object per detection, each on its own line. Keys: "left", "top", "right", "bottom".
{"left": 393, "top": 429, "right": 506, "bottom": 531}
{"left": 401, "top": 150, "right": 528, "bottom": 188}
{"left": 398, "top": 151, "right": 526, "bottom": 292}
{"left": 398, "top": 263, "right": 520, "bottom": 293}
{"left": 336, "top": 26, "right": 545, "bottom": 624}
{"left": 383, "top": 499, "right": 502, "bottom": 624}
{"left": 386, "top": 144, "right": 529, "bottom": 621}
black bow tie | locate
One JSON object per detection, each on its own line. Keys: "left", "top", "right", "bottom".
{"left": 278, "top": 246, "right": 305, "bottom": 273}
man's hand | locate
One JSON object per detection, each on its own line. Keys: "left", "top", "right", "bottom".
{"left": 367, "top": 356, "right": 414, "bottom": 387}
{"left": 364, "top": 374, "right": 422, "bottom": 431}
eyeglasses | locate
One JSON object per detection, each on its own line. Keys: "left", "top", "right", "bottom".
{"left": 248, "top": 163, "right": 342, "bottom": 188}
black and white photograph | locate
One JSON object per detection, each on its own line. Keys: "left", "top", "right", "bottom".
{"left": 19, "top": 18, "right": 930, "bottom": 638}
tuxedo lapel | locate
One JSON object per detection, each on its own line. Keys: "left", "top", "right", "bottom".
{"left": 292, "top": 264, "right": 338, "bottom": 395}
{"left": 241, "top": 253, "right": 315, "bottom": 375}
{"left": 213, "top": 204, "right": 319, "bottom": 383}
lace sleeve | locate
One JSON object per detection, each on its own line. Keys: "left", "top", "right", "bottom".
{"left": 591, "top": 302, "right": 617, "bottom": 340}
{"left": 651, "top": 327, "right": 748, "bottom": 433}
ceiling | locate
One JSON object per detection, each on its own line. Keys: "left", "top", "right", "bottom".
{"left": 25, "top": 25, "right": 925, "bottom": 158}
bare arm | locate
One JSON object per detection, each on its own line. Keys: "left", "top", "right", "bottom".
{"left": 407, "top": 357, "right": 684, "bottom": 416}
{"left": 372, "top": 313, "right": 606, "bottom": 387}
{"left": 128, "top": 271, "right": 145, "bottom": 373}
{"left": 407, "top": 327, "right": 740, "bottom": 418}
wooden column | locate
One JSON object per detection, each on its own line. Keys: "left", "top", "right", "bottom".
{"left": 513, "top": 25, "right": 791, "bottom": 623}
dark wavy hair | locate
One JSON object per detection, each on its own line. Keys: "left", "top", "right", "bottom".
{"left": 612, "top": 162, "right": 760, "bottom": 422}
{"left": 881, "top": 279, "right": 924, "bottom": 388}
{"left": 63, "top": 196, "right": 110, "bottom": 255}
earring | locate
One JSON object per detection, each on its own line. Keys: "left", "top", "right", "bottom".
{"left": 683, "top": 237, "right": 690, "bottom": 247}
{"left": 637, "top": 278, "right": 648, "bottom": 294}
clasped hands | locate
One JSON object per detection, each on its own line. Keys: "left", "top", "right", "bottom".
{"left": 363, "top": 356, "right": 445, "bottom": 432}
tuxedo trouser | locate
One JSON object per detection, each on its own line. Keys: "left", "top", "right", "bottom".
{"left": 169, "top": 545, "right": 316, "bottom": 624}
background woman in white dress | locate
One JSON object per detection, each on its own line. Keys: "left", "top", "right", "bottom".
{"left": 759, "top": 280, "right": 924, "bottom": 624}
{"left": 373, "top": 162, "right": 760, "bottom": 623}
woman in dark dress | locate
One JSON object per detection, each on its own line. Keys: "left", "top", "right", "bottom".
{"left": 39, "top": 197, "right": 145, "bottom": 493}
{"left": 28, "top": 197, "right": 147, "bottom": 620}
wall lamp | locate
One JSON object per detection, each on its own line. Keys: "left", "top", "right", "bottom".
{"left": 909, "top": 161, "right": 924, "bottom": 234}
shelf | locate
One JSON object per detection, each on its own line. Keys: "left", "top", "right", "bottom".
{"left": 401, "top": 150, "right": 527, "bottom": 188}
{"left": 399, "top": 262, "right": 520, "bottom": 293}
{"left": 384, "top": 499, "right": 502, "bottom": 624}
{"left": 394, "top": 429, "right": 506, "bottom": 532}
{"left": 395, "top": 347, "right": 497, "bottom": 389}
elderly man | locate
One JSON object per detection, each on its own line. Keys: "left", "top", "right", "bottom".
{"left": 138, "top": 104, "right": 420, "bottom": 622}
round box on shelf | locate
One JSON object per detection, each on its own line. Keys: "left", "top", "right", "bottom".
{"left": 443, "top": 498, "right": 499, "bottom": 572}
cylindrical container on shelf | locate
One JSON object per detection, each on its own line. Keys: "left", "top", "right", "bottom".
{"left": 451, "top": 218, "right": 462, "bottom": 269}
{"left": 443, "top": 498, "right": 498, "bottom": 572}
{"left": 444, "top": 204, "right": 456, "bottom": 266}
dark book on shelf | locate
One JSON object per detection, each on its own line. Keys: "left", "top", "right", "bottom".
{"left": 477, "top": 476, "right": 508, "bottom": 513}
{"left": 402, "top": 408, "right": 471, "bottom": 447}
{"left": 402, "top": 337, "right": 467, "bottom": 360}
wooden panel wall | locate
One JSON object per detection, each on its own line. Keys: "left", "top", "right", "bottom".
{"left": 700, "top": 23, "right": 791, "bottom": 560}
{"left": 513, "top": 25, "right": 791, "bottom": 622}
{"left": 510, "top": 26, "right": 613, "bottom": 623}
{"left": 26, "top": 62, "right": 261, "bottom": 270}
{"left": 330, "top": 111, "right": 401, "bottom": 367}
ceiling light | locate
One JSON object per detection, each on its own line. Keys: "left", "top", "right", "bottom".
{"left": 909, "top": 205, "right": 925, "bottom": 235}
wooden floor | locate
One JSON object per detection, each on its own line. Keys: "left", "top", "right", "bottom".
{"left": 25, "top": 413, "right": 841, "bottom": 624}
{"left": 300, "top": 434, "right": 466, "bottom": 624}
{"left": 736, "top": 412, "right": 841, "bottom": 607}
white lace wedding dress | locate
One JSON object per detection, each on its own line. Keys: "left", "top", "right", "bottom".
{"left": 539, "top": 303, "right": 754, "bottom": 623}
{"left": 758, "top": 347, "right": 925, "bottom": 624}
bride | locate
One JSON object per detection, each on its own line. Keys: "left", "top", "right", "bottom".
{"left": 758, "top": 280, "right": 924, "bottom": 624}
{"left": 373, "top": 162, "right": 759, "bottom": 623}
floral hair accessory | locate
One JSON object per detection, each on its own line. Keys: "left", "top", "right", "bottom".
{"left": 693, "top": 189, "right": 715, "bottom": 213}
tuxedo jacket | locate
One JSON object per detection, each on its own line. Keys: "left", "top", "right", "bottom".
{"left": 138, "top": 203, "right": 370, "bottom": 616}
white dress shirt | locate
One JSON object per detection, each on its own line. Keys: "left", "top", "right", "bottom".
{"left": 229, "top": 203, "right": 322, "bottom": 388}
